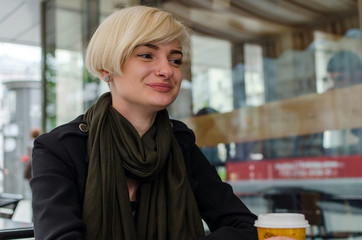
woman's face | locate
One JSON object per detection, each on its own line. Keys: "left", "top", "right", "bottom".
{"left": 110, "top": 39, "right": 183, "bottom": 114}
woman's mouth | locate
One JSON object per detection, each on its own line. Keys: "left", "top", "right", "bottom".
{"left": 147, "top": 83, "right": 172, "bottom": 92}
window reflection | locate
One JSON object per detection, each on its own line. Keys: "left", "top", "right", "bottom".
{"left": 184, "top": 9, "right": 362, "bottom": 234}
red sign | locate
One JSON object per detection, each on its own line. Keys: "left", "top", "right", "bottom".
{"left": 226, "top": 155, "right": 362, "bottom": 180}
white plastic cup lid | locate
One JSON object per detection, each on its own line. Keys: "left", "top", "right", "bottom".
{"left": 254, "top": 213, "right": 310, "bottom": 228}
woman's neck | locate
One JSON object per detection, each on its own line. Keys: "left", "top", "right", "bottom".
{"left": 112, "top": 103, "right": 157, "bottom": 137}
{"left": 129, "top": 115, "right": 156, "bottom": 137}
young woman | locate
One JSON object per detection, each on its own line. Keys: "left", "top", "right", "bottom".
{"left": 31, "top": 5, "right": 258, "bottom": 240}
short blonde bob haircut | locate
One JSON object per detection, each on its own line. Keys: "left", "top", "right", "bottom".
{"left": 85, "top": 5, "right": 190, "bottom": 79}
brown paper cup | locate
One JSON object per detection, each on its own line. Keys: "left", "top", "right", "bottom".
{"left": 255, "top": 213, "right": 309, "bottom": 240}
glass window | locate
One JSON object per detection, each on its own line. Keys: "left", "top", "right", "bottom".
{"left": 244, "top": 43, "right": 265, "bottom": 106}
{"left": 191, "top": 35, "right": 233, "bottom": 114}
{"left": 43, "top": 0, "right": 140, "bottom": 130}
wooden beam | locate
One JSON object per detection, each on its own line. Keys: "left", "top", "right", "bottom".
{"left": 181, "top": 84, "right": 362, "bottom": 146}
{"left": 162, "top": 1, "right": 290, "bottom": 42}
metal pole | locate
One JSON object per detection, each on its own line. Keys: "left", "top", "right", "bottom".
{"left": 358, "top": 0, "right": 362, "bottom": 49}
{"left": 40, "top": 1, "right": 46, "bottom": 133}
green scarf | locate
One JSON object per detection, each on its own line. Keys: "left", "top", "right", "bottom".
{"left": 82, "top": 92, "right": 205, "bottom": 240}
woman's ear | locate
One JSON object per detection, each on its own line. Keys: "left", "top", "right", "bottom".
{"left": 99, "top": 70, "right": 111, "bottom": 83}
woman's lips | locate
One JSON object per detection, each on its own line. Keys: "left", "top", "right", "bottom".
{"left": 147, "top": 83, "right": 172, "bottom": 92}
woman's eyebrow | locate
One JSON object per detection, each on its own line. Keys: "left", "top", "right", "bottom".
{"left": 143, "top": 43, "right": 158, "bottom": 50}
{"left": 142, "top": 44, "right": 183, "bottom": 56}
{"left": 171, "top": 50, "right": 183, "bottom": 56}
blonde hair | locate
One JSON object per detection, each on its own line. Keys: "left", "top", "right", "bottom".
{"left": 85, "top": 5, "right": 190, "bottom": 78}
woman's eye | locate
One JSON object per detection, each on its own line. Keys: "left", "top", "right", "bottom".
{"left": 138, "top": 53, "right": 152, "bottom": 59}
{"left": 170, "top": 59, "right": 183, "bottom": 66}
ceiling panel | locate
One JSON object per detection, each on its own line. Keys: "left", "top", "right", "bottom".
{"left": 0, "top": 0, "right": 359, "bottom": 48}
{"left": 162, "top": 0, "right": 359, "bottom": 43}
{"left": 0, "top": 0, "right": 41, "bottom": 46}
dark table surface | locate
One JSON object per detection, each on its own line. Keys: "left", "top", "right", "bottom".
{"left": 0, "top": 218, "right": 34, "bottom": 239}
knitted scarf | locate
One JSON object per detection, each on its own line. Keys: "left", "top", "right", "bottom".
{"left": 82, "top": 92, "right": 205, "bottom": 240}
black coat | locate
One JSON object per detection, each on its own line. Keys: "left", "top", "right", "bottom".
{"left": 31, "top": 115, "right": 258, "bottom": 240}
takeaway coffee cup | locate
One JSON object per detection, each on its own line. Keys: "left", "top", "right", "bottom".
{"left": 254, "top": 213, "right": 310, "bottom": 240}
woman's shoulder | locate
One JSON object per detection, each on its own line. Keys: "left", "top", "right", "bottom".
{"left": 36, "top": 115, "right": 88, "bottom": 145}
{"left": 33, "top": 115, "right": 89, "bottom": 169}
{"left": 171, "top": 119, "right": 196, "bottom": 147}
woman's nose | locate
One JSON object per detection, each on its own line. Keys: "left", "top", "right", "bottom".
{"left": 156, "top": 58, "right": 174, "bottom": 79}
